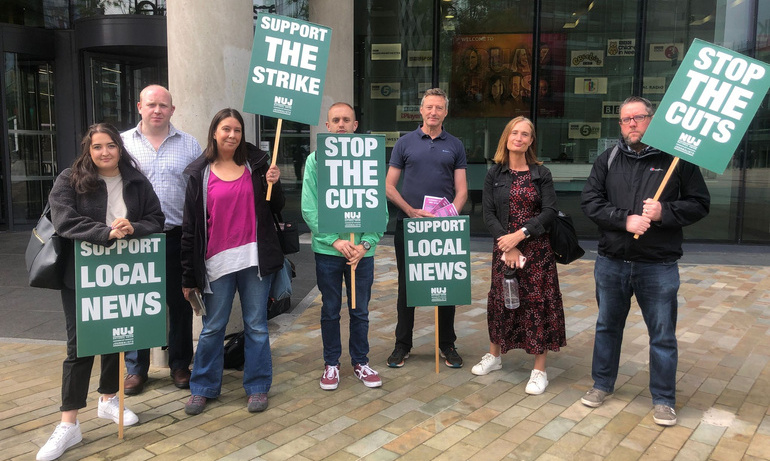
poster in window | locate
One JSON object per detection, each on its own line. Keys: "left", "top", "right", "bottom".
{"left": 450, "top": 33, "right": 565, "bottom": 118}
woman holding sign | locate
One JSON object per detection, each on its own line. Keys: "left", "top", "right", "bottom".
{"left": 473, "top": 116, "right": 566, "bottom": 395}
{"left": 38, "top": 123, "right": 164, "bottom": 461}
{"left": 180, "top": 108, "right": 284, "bottom": 415}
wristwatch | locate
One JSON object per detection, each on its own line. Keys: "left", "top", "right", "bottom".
{"left": 521, "top": 227, "right": 531, "bottom": 239}
{"left": 361, "top": 240, "right": 371, "bottom": 251}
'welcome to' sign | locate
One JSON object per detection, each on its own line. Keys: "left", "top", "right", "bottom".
{"left": 404, "top": 217, "right": 471, "bottom": 307}
{"left": 643, "top": 39, "right": 770, "bottom": 174}
{"left": 243, "top": 14, "right": 332, "bottom": 125}
{"left": 75, "top": 235, "right": 166, "bottom": 357}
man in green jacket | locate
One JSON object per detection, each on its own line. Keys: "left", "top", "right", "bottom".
{"left": 301, "top": 102, "right": 387, "bottom": 390}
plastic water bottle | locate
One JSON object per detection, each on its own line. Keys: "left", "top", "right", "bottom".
{"left": 503, "top": 269, "right": 520, "bottom": 309}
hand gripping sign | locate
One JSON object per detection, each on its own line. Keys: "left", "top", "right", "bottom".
{"left": 634, "top": 39, "right": 770, "bottom": 239}
{"left": 317, "top": 133, "right": 387, "bottom": 308}
{"left": 244, "top": 14, "right": 332, "bottom": 199}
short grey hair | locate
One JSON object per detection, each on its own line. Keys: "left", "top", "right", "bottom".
{"left": 620, "top": 96, "right": 655, "bottom": 115}
{"left": 420, "top": 88, "right": 449, "bottom": 108}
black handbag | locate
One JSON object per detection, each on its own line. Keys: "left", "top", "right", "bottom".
{"left": 549, "top": 211, "right": 585, "bottom": 265}
{"left": 273, "top": 212, "right": 300, "bottom": 254}
{"left": 223, "top": 331, "right": 245, "bottom": 370}
{"left": 25, "top": 203, "right": 66, "bottom": 289}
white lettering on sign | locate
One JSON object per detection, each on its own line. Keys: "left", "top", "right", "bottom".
{"left": 80, "top": 263, "right": 161, "bottom": 288}
{"left": 81, "top": 292, "right": 162, "bottom": 321}
{"left": 251, "top": 66, "right": 321, "bottom": 95}
{"left": 264, "top": 36, "right": 319, "bottom": 71}
{"left": 325, "top": 189, "right": 378, "bottom": 209}
{"left": 408, "top": 261, "right": 468, "bottom": 281}
{"left": 79, "top": 238, "right": 161, "bottom": 256}
{"left": 665, "top": 46, "right": 765, "bottom": 144}
{"left": 406, "top": 239, "right": 467, "bottom": 256}
{"left": 259, "top": 16, "right": 329, "bottom": 42}
{"left": 405, "top": 219, "right": 466, "bottom": 233}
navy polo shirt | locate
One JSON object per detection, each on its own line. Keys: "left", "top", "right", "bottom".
{"left": 389, "top": 125, "right": 467, "bottom": 219}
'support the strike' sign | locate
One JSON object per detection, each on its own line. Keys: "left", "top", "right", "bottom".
{"left": 243, "top": 14, "right": 332, "bottom": 125}
{"left": 642, "top": 39, "right": 770, "bottom": 174}
{"left": 75, "top": 235, "right": 166, "bottom": 357}
{"left": 317, "top": 134, "right": 386, "bottom": 233}
{"left": 404, "top": 217, "right": 471, "bottom": 307}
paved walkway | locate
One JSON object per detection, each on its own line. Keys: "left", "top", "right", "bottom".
{"left": 2, "top": 244, "right": 770, "bottom": 460}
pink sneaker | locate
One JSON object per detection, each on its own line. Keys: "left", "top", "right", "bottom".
{"left": 320, "top": 364, "right": 339, "bottom": 390}
{"left": 354, "top": 363, "right": 382, "bottom": 388}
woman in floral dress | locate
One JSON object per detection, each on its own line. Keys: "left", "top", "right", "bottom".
{"left": 473, "top": 116, "right": 566, "bottom": 395}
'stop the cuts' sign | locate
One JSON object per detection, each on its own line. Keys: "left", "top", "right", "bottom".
{"left": 404, "top": 217, "right": 471, "bottom": 307}
{"left": 75, "top": 235, "right": 166, "bottom": 357}
{"left": 643, "top": 39, "right": 770, "bottom": 174}
{"left": 243, "top": 14, "right": 332, "bottom": 125}
{"left": 317, "top": 134, "right": 387, "bottom": 233}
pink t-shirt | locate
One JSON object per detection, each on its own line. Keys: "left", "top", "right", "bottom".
{"left": 206, "top": 168, "right": 256, "bottom": 260}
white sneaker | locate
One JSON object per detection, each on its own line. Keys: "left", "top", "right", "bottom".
{"left": 525, "top": 369, "right": 549, "bottom": 395}
{"left": 97, "top": 395, "right": 139, "bottom": 426}
{"left": 36, "top": 421, "right": 82, "bottom": 461}
{"left": 471, "top": 353, "right": 502, "bottom": 376}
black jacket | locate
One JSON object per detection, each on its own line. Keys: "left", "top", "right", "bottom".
{"left": 581, "top": 139, "right": 710, "bottom": 262}
{"left": 482, "top": 163, "right": 558, "bottom": 240}
{"left": 180, "top": 146, "right": 285, "bottom": 291}
{"left": 48, "top": 165, "right": 165, "bottom": 289}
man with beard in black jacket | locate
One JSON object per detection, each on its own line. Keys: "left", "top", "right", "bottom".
{"left": 580, "top": 96, "right": 710, "bottom": 427}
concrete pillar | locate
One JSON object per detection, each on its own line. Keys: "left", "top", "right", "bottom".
{"left": 163, "top": 1, "right": 255, "bottom": 362}
{"left": 166, "top": 0, "right": 256, "bottom": 145}
{"left": 309, "top": 0, "right": 355, "bottom": 148}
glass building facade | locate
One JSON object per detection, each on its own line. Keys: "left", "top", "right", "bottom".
{"left": 2, "top": 0, "right": 769, "bottom": 245}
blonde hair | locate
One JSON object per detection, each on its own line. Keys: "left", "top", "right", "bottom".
{"left": 492, "top": 116, "right": 541, "bottom": 166}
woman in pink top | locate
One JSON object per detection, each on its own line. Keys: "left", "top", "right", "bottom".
{"left": 180, "top": 108, "right": 285, "bottom": 415}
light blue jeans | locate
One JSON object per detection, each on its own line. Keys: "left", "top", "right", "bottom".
{"left": 591, "top": 255, "right": 680, "bottom": 407}
{"left": 190, "top": 266, "right": 274, "bottom": 398}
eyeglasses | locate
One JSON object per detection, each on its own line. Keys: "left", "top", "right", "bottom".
{"left": 619, "top": 114, "right": 651, "bottom": 125}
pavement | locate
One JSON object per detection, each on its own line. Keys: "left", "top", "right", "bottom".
{"left": 2, "top": 230, "right": 770, "bottom": 460}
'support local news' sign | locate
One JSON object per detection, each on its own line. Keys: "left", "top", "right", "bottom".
{"left": 643, "top": 39, "right": 770, "bottom": 174}
{"left": 243, "top": 14, "right": 332, "bottom": 125}
{"left": 75, "top": 235, "right": 166, "bottom": 357}
{"left": 317, "top": 134, "right": 387, "bottom": 233}
{"left": 404, "top": 217, "right": 471, "bottom": 307}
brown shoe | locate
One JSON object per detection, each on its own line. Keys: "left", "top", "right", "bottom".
{"left": 124, "top": 374, "right": 146, "bottom": 395}
{"left": 170, "top": 368, "right": 191, "bottom": 389}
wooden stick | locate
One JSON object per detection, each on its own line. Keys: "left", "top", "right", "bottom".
{"left": 118, "top": 352, "right": 125, "bottom": 439}
{"left": 435, "top": 306, "right": 440, "bottom": 374}
{"left": 266, "top": 118, "right": 283, "bottom": 201}
{"left": 350, "top": 233, "right": 357, "bottom": 310}
{"left": 634, "top": 157, "right": 680, "bottom": 240}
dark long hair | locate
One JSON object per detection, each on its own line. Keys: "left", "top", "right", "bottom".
{"left": 204, "top": 108, "right": 247, "bottom": 165}
{"left": 70, "top": 123, "right": 137, "bottom": 194}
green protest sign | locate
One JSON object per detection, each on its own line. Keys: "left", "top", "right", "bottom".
{"left": 404, "top": 217, "right": 471, "bottom": 307}
{"left": 643, "top": 39, "right": 770, "bottom": 174}
{"left": 243, "top": 14, "right": 332, "bottom": 125}
{"left": 75, "top": 235, "right": 166, "bottom": 357}
{"left": 317, "top": 134, "right": 387, "bottom": 233}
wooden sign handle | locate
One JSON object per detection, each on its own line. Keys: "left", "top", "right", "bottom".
{"left": 118, "top": 351, "right": 125, "bottom": 439}
{"left": 435, "top": 306, "right": 440, "bottom": 374}
{"left": 266, "top": 118, "right": 283, "bottom": 201}
{"left": 350, "top": 233, "right": 356, "bottom": 310}
{"left": 634, "top": 157, "right": 680, "bottom": 240}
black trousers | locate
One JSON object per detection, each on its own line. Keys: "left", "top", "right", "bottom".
{"left": 393, "top": 219, "right": 457, "bottom": 351}
{"left": 60, "top": 286, "right": 118, "bottom": 411}
{"left": 125, "top": 230, "right": 193, "bottom": 375}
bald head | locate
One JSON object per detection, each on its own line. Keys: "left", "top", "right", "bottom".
{"left": 326, "top": 103, "right": 358, "bottom": 134}
{"left": 137, "top": 85, "right": 175, "bottom": 135}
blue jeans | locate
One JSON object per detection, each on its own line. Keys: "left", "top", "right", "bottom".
{"left": 315, "top": 253, "right": 373, "bottom": 366}
{"left": 190, "top": 266, "right": 274, "bottom": 398}
{"left": 591, "top": 255, "right": 680, "bottom": 407}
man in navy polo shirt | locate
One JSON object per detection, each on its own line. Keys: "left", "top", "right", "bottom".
{"left": 385, "top": 88, "right": 468, "bottom": 368}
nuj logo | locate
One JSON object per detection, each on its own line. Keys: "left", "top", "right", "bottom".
{"left": 274, "top": 96, "right": 293, "bottom": 107}
{"left": 431, "top": 287, "right": 447, "bottom": 295}
{"left": 344, "top": 212, "right": 361, "bottom": 220}
{"left": 678, "top": 133, "right": 701, "bottom": 148}
{"left": 113, "top": 326, "right": 134, "bottom": 336}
